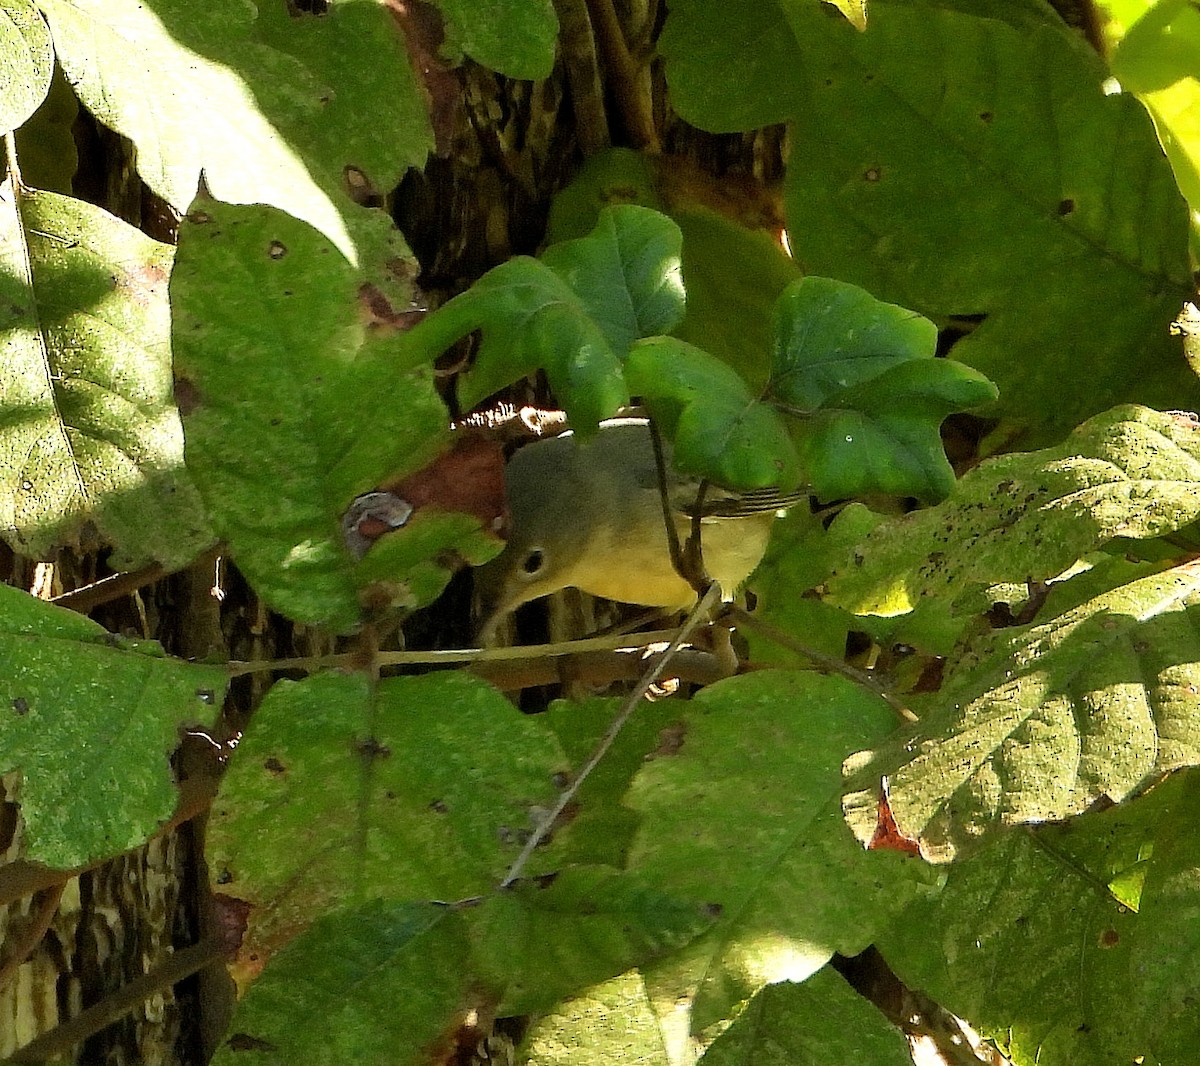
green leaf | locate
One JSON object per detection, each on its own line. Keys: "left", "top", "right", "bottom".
{"left": 1111, "top": 0, "right": 1200, "bottom": 219}
{"left": 541, "top": 205, "right": 687, "bottom": 355}
{"left": 699, "top": 969, "right": 913, "bottom": 1066}
{"left": 740, "top": 508, "right": 859, "bottom": 667}
{"left": 172, "top": 200, "right": 451, "bottom": 631}
{"left": 430, "top": 0, "right": 558, "bottom": 79}
{"left": 674, "top": 206, "right": 803, "bottom": 396}
{"left": 0, "top": 584, "right": 226, "bottom": 869}
{"left": 663, "top": 0, "right": 1197, "bottom": 439}
{"left": 12, "top": 63, "right": 78, "bottom": 193}
{"left": 877, "top": 772, "right": 1200, "bottom": 1065}
{"left": 545, "top": 148, "right": 664, "bottom": 244}
{"left": 659, "top": 0, "right": 804, "bottom": 131}
{"left": 625, "top": 337, "right": 799, "bottom": 490}
{"left": 471, "top": 866, "right": 715, "bottom": 1015}
{"left": 0, "top": 183, "right": 212, "bottom": 566}
{"left": 770, "top": 276, "right": 940, "bottom": 410}
{"left": 545, "top": 151, "right": 803, "bottom": 396}
{"left": 537, "top": 695, "right": 686, "bottom": 870}
{"left": 405, "top": 258, "right": 629, "bottom": 431}
{"left": 626, "top": 670, "right": 928, "bottom": 1029}
{"left": 799, "top": 356, "right": 998, "bottom": 503}
{"left": 842, "top": 563, "right": 1200, "bottom": 862}
{"left": 523, "top": 970, "right": 672, "bottom": 1066}
{"left": 0, "top": 0, "right": 52, "bottom": 134}
{"left": 354, "top": 511, "right": 501, "bottom": 613}
{"left": 209, "top": 902, "right": 478, "bottom": 1066}
{"left": 206, "top": 671, "right": 566, "bottom": 977}
{"left": 827, "top": 405, "right": 1200, "bottom": 616}
{"left": 39, "top": 0, "right": 431, "bottom": 262}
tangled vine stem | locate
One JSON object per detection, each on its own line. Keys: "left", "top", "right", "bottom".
{"left": 498, "top": 582, "right": 724, "bottom": 888}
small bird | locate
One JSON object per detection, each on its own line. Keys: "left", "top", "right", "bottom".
{"left": 474, "top": 418, "right": 800, "bottom": 639}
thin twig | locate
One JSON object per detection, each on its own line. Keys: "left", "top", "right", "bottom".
{"left": 6, "top": 938, "right": 224, "bottom": 1063}
{"left": 225, "top": 628, "right": 692, "bottom": 677}
{"left": 50, "top": 563, "right": 168, "bottom": 613}
{"left": 499, "top": 583, "right": 723, "bottom": 887}
{"left": 724, "top": 603, "right": 917, "bottom": 722}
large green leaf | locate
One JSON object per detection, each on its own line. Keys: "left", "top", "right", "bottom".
{"left": 877, "top": 771, "right": 1200, "bottom": 1065}
{"left": 470, "top": 866, "right": 715, "bottom": 1015}
{"left": 626, "top": 670, "right": 928, "bottom": 1030}
{"left": 172, "top": 201, "right": 451, "bottom": 631}
{"left": 842, "top": 563, "right": 1200, "bottom": 861}
{"left": 798, "top": 352, "right": 998, "bottom": 503}
{"left": 625, "top": 336, "right": 799, "bottom": 490}
{"left": 661, "top": 0, "right": 1196, "bottom": 439}
{"left": 39, "top": 0, "right": 431, "bottom": 263}
{"left": 430, "top": 0, "right": 558, "bottom": 79}
{"left": 0, "top": 182, "right": 211, "bottom": 565}
{"left": 770, "top": 276, "right": 939, "bottom": 410}
{"left": 206, "top": 671, "right": 566, "bottom": 981}
{"left": 540, "top": 205, "right": 687, "bottom": 355}
{"left": 402, "top": 205, "right": 690, "bottom": 430}
{"left": 0, "top": 584, "right": 226, "bottom": 869}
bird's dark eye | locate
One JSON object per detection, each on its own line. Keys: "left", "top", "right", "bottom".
{"left": 522, "top": 548, "right": 545, "bottom": 576}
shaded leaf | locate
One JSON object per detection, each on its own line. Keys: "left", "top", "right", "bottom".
{"left": 12, "top": 63, "right": 78, "bottom": 193}
{"left": 674, "top": 206, "right": 801, "bottom": 395}
{"left": 0, "top": 182, "right": 211, "bottom": 566}
{"left": 770, "top": 276, "right": 939, "bottom": 411}
{"left": 471, "top": 865, "right": 715, "bottom": 1015}
{"left": 431, "top": 0, "right": 558, "bottom": 79}
{"left": 799, "top": 356, "right": 998, "bottom": 503}
{"left": 0, "top": 584, "right": 226, "bottom": 869}
{"left": 877, "top": 772, "right": 1200, "bottom": 1065}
